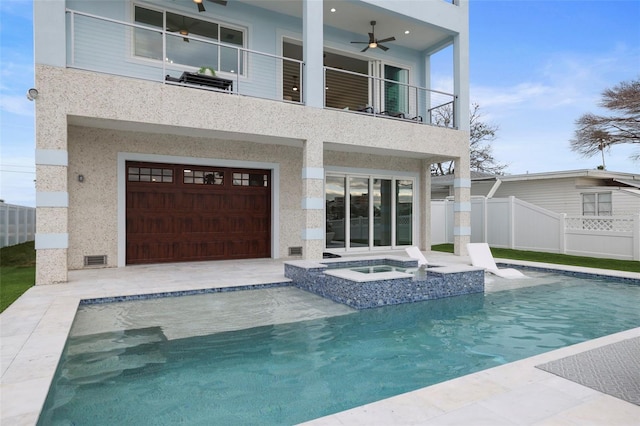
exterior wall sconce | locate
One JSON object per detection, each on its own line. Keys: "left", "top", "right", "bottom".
{"left": 26, "top": 88, "right": 39, "bottom": 101}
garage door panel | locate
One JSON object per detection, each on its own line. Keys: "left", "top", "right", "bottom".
{"left": 127, "top": 214, "right": 176, "bottom": 234}
{"left": 227, "top": 238, "right": 270, "bottom": 258}
{"left": 180, "top": 240, "right": 226, "bottom": 260}
{"left": 126, "top": 162, "right": 271, "bottom": 264}
{"left": 126, "top": 240, "right": 180, "bottom": 264}
{"left": 181, "top": 191, "right": 226, "bottom": 210}
{"left": 127, "top": 190, "right": 178, "bottom": 210}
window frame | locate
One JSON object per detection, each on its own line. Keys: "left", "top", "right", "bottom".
{"left": 581, "top": 192, "right": 612, "bottom": 216}
{"left": 325, "top": 171, "right": 417, "bottom": 251}
{"left": 131, "top": 3, "right": 247, "bottom": 76}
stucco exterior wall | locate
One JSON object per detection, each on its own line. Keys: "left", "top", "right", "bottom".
{"left": 66, "top": 126, "right": 303, "bottom": 269}
{"left": 35, "top": 65, "right": 470, "bottom": 282}
{"left": 67, "top": 126, "right": 434, "bottom": 270}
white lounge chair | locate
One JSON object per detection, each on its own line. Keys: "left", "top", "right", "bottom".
{"left": 466, "top": 243, "right": 527, "bottom": 279}
{"left": 405, "top": 246, "right": 428, "bottom": 266}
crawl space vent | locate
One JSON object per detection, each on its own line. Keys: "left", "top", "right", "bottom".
{"left": 84, "top": 255, "right": 107, "bottom": 267}
{"left": 288, "top": 246, "right": 303, "bottom": 256}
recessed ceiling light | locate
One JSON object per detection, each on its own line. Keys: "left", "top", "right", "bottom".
{"left": 404, "top": 30, "right": 410, "bottom": 34}
{"left": 330, "top": 8, "right": 336, "bottom": 13}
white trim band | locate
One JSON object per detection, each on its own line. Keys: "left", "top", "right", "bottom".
{"left": 302, "top": 228, "right": 324, "bottom": 240}
{"left": 35, "top": 149, "right": 68, "bottom": 166}
{"left": 302, "top": 197, "right": 324, "bottom": 210}
{"left": 35, "top": 233, "right": 68, "bottom": 249}
{"left": 453, "top": 178, "right": 471, "bottom": 188}
{"left": 302, "top": 167, "right": 324, "bottom": 180}
{"left": 36, "top": 191, "right": 69, "bottom": 208}
{"left": 453, "top": 226, "right": 471, "bottom": 236}
{"left": 454, "top": 202, "right": 471, "bottom": 212}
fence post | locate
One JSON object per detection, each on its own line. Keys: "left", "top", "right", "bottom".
{"left": 508, "top": 196, "right": 515, "bottom": 249}
{"left": 482, "top": 196, "right": 488, "bottom": 243}
{"left": 634, "top": 213, "right": 640, "bottom": 261}
{"left": 1, "top": 204, "right": 7, "bottom": 248}
{"left": 559, "top": 213, "right": 567, "bottom": 255}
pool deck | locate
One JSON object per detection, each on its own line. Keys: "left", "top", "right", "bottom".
{"left": 1, "top": 251, "right": 639, "bottom": 425}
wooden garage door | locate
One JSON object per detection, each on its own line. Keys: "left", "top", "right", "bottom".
{"left": 126, "top": 161, "right": 271, "bottom": 264}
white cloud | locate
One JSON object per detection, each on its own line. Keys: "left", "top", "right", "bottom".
{"left": 0, "top": 94, "right": 34, "bottom": 116}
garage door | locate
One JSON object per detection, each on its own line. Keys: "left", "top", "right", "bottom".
{"left": 126, "top": 161, "right": 271, "bottom": 264}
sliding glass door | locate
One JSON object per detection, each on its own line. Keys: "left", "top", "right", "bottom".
{"left": 373, "top": 179, "right": 392, "bottom": 246}
{"left": 326, "top": 173, "right": 414, "bottom": 250}
{"left": 349, "top": 177, "right": 369, "bottom": 247}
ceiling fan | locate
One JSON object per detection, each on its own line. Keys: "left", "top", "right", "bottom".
{"left": 351, "top": 21, "right": 395, "bottom": 52}
{"left": 193, "top": 0, "right": 227, "bottom": 13}
{"left": 167, "top": 16, "right": 197, "bottom": 42}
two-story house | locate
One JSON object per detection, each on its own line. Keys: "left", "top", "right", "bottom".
{"left": 32, "top": 0, "right": 471, "bottom": 284}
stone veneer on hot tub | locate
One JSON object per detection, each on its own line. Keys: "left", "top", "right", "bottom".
{"left": 284, "top": 256, "right": 485, "bottom": 309}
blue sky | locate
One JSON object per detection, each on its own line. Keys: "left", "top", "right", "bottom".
{"left": 1, "top": 0, "right": 639, "bottom": 207}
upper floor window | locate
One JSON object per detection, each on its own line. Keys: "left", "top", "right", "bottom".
{"left": 134, "top": 5, "right": 245, "bottom": 74}
{"left": 582, "top": 192, "right": 612, "bottom": 216}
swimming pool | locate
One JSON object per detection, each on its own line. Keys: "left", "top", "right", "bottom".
{"left": 38, "top": 271, "right": 640, "bottom": 425}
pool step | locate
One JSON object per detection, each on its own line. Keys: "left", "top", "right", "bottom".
{"left": 61, "top": 327, "right": 167, "bottom": 384}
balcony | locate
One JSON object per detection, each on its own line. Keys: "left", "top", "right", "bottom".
{"left": 65, "top": 7, "right": 456, "bottom": 128}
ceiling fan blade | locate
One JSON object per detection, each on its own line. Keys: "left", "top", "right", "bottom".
{"left": 209, "top": 0, "right": 228, "bottom": 5}
{"left": 376, "top": 36, "right": 395, "bottom": 44}
{"left": 350, "top": 41, "right": 368, "bottom": 44}
{"left": 378, "top": 44, "right": 389, "bottom": 52}
{"left": 368, "top": 32, "right": 375, "bottom": 43}
{"left": 197, "top": 2, "right": 205, "bottom": 12}
{"left": 183, "top": 37, "right": 190, "bottom": 43}
{"left": 360, "top": 46, "right": 369, "bottom": 52}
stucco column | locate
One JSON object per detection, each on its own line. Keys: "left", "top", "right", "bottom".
{"left": 301, "top": 139, "right": 324, "bottom": 260}
{"left": 34, "top": 66, "right": 69, "bottom": 284}
{"left": 453, "top": 155, "right": 471, "bottom": 256}
{"left": 302, "top": 0, "right": 324, "bottom": 108}
{"left": 420, "top": 160, "right": 432, "bottom": 251}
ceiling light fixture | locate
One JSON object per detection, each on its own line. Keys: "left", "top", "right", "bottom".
{"left": 292, "top": 75, "right": 299, "bottom": 92}
{"left": 193, "top": 0, "right": 205, "bottom": 13}
{"left": 330, "top": 8, "right": 336, "bottom": 12}
{"left": 404, "top": 30, "right": 410, "bottom": 34}
{"left": 368, "top": 41, "right": 377, "bottom": 49}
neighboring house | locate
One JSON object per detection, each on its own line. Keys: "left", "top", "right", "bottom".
{"left": 431, "top": 169, "right": 640, "bottom": 216}
{"left": 32, "top": 0, "right": 471, "bottom": 285}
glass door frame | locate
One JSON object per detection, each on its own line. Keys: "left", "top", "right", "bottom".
{"left": 368, "top": 60, "right": 412, "bottom": 115}
{"left": 325, "top": 168, "right": 418, "bottom": 253}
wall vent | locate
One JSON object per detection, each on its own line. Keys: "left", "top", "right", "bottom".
{"left": 288, "top": 246, "right": 303, "bottom": 256}
{"left": 84, "top": 255, "right": 107, "bottom": 267}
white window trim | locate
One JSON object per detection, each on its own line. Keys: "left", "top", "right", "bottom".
{"left": 581, "top": 191, "right": 613, "bottom": 216}
{"left": 117, "top": 152, "right": 280, "bottom": 267}
{"left": 325, "top": 166, "right": 419, "bottom": 252}
{"left": 131, "top": 2, "right": 248, "bottom": 78}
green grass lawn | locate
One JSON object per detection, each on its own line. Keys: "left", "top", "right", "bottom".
{"left": 432, "top": 244, "right": 640, "bottom": 273}
{"left": 1, "top": 241, "right": 36, "bottom": 313}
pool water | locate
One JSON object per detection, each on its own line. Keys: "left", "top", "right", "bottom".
{"left": 350, "top": 265, "right": 412, "bottom": 274}
{"left": 38, "top": 272, "right": 640, "bottom": 425}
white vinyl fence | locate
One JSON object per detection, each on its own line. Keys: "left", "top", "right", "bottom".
{"left": 432, "top": 196, "right": 640, "bottom": 261}
{"left": 0, "top": 203, "right": 36, "bottom": 248}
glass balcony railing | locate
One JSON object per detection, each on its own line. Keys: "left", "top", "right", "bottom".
{"left": 323, "top": 67, "right": 456, "bottom": 128}
{"left": 66, "top": 9, "right": 455, "bottom": 128}
{"left": 66, "top": 9, "right": 303, "bottom": 103}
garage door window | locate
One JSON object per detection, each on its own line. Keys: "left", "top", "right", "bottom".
{"left": 128, "top": 166, "right": 173, "bottom": 183}
{"left": 183, "top": 169, "right": 224, "bottom": 185}
{"left": 233, "top": 172, "right": 269, "bottom": 187}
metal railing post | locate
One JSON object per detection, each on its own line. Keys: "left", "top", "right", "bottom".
{"left": 70, "top": 11, "right": 75, "bottom": 66}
